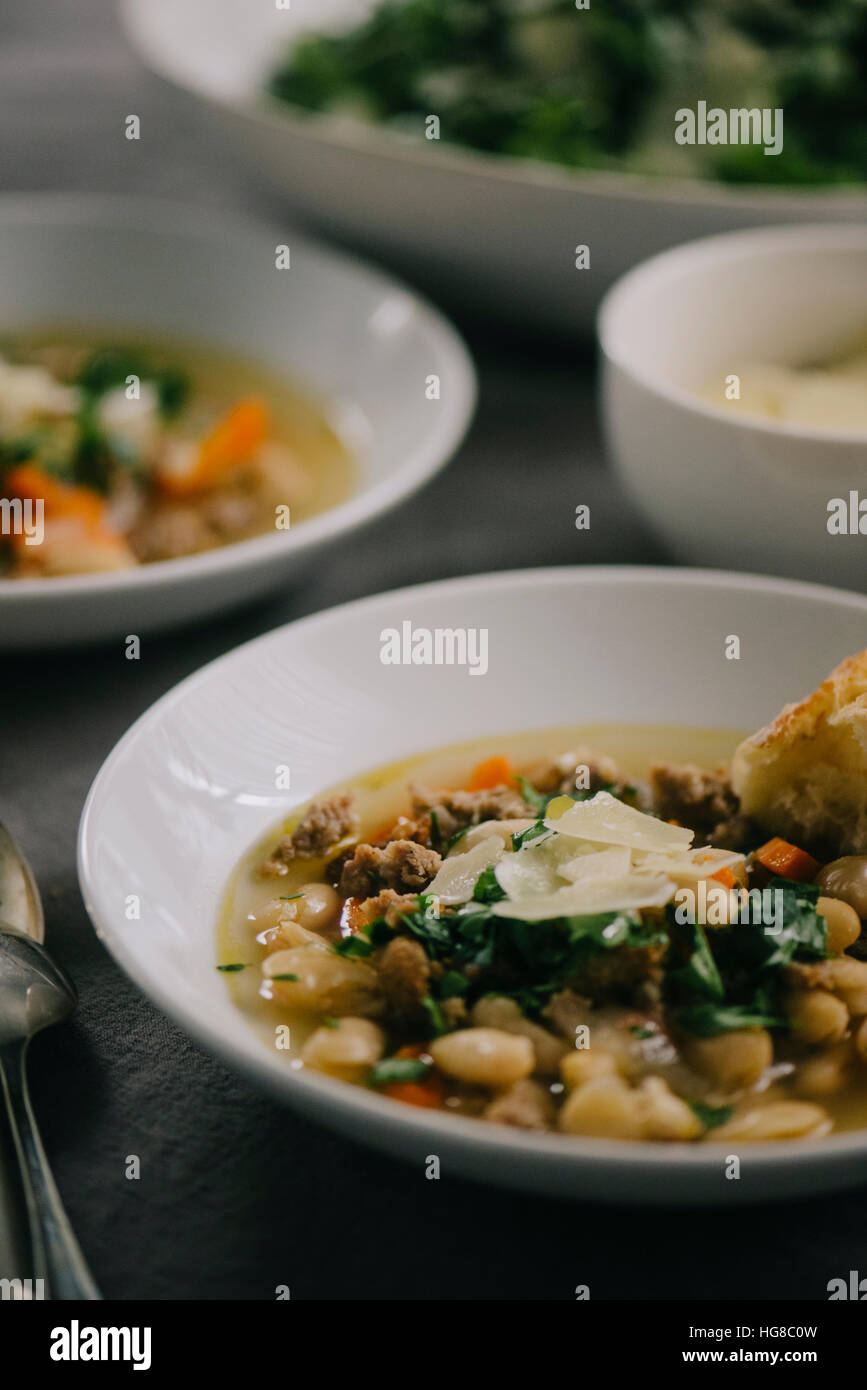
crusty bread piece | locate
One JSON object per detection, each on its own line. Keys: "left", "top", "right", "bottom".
{"left": 731, "top": 651, "right": 867, "bottom": 857}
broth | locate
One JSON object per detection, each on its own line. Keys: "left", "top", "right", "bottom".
{"left": 219, "top": 725, "right": 867, "bottom": 1139}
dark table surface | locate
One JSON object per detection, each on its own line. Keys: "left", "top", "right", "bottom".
{"left": 0, "top": 1, "right": 864, "bottom": 1301}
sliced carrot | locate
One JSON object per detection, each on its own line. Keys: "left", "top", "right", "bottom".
{"left": 383, "top": 1043, "right": 445, "bottom": 1108}
{"left": 383, "top": 1080, "right": 446, "bottom": 1109}
{"left": 467, "top": 755, "right": 514, "bottom": 792}
{"left": 754, "top": 837, "right": 820, "bottom": 884}
{"left": 157, "top": 396, "right": 269, "bottom": 497}
{"left": 709, "top": 866, "right": 736, "bottom": 889}
{"left": 5, "top": 463, "right": 106, "bottom": 529}
{"left": 4, "top": 463, "right": 126, "bottom": 566}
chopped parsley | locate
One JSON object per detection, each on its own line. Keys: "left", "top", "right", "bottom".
{"left": 511, "top": 818, "right": 551, "bottom": 851}
{"left": 421, "top": 994, "right": 449, "bottom": 1036}
{"left": 517, "top": 776, "right": 558, "bottom": 818}
{"left": 690, "top": 1101, "right": 734, "bottom": 1131}
{"left": 472, "top": 864, "right": 507, "bottom": 904}
{"left": 667, "top": 914, "right": 725, "bottom": 1001}
{"left": 438, "top": 970, "right": 469, "bottom": 998}
{"left": 676, "top": 1000, "right": 789, "bottom": 1038}
{"left": 368, "top": 1057, "right": 431, "bottom": 1087}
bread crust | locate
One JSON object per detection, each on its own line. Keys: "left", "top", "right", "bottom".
{"left": 731, "top": 651, "right": 867, "bottom": 856}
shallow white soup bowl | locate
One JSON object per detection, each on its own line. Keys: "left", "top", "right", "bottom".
{"left": 0, "top": 195, "right": 475, "bottom": 649}
{"left": 600, "top": 224, "right": 867, "bottom": 589}
{"left": 79, "top": 565, "right": 867, "bottom": 1205}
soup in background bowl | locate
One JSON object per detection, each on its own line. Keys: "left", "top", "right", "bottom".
{"left": 0, "top": 329, "right": 352, "bottom": 578}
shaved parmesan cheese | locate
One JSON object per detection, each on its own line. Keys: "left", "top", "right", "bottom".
{"left": 428, "top": 834, "right": 504, "bottom": 904}
{"left": 495, "top": 839, "right": 569, "bottom": 900}
{"left": 492, "top": 872, "right": 676, "bottom": 921}
{"left": 558, "top": 846, "right": 632, "bottom": 883}
{"left": 635, "top": 846, "right": 744, "bottom": 885}
{"left": 548, "top": 791, "right": 693, "bottom": 853}
{"left": 437, "top": 789, "right": 719, "bottom": 922}
{"left": 458, "top": 819, "right": 534, "bottom": 854}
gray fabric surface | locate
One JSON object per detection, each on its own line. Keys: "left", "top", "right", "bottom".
{"left": 1, "top": 1, "right": 865, "bottom": 1300}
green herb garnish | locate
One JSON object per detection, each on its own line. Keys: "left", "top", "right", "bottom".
{"left": 368, "top": 1057, "right": 431, "bottom": 1087}
{"left": 691, "top": 1101, "right": 734, "bottom": 1130}
{"left": 421, "top": 994, "right": 449, "bottom": 1036}
{"left": 472, "top": 864, "right": 507, "bottom": 904}
{"left": 438, "top": 970, "right": 469, "bottom": 998}
{"left": 677, "top": 1001, "right": 789, "bottom": 1038}
{"left": 511, "top": 819, "right": 550, "bottom": 851}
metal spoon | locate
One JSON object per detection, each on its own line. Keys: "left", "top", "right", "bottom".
{"left": 0, "top": 825, "right": 100, "bottom": 1300}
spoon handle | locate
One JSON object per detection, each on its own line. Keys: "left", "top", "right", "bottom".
{"left": 0, "top": 1040, "right": 101, "bottom": 1300}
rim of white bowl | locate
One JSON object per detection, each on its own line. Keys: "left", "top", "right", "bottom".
{"left": 78, "top": 563, "right": 867, "bottom": 1175}
{"left": 0, "top": 193, "right": 477, "bottom": 603}
{"left": 122, "top": 0, "right": 867, "bottom": 210}
{"left": 598, "top": 222, "right": 867, "bottom": 447}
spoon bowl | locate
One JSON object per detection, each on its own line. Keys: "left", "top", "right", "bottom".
{"left": 0, "top": 930, "right": 77, "bottom": 1047}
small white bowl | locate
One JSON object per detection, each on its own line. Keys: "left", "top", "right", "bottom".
{"left": 0, "top": 196, "right": 475, "bottom": 649}
{"left": 122, "top": 0, "right": 867, "bottom": 334}
{"left": 600, "top": 225, "right": 867, "bottom": 588}
{"left": 79, "top": 564, "right": 867, "bottom": 1205}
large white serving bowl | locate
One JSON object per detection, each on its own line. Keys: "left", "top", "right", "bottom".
{"left": 79, "top": 565, "right": 867, "bottom": 1205}
{"left": 600, "top": 225, "right": 867, "bottom": 590}
{"left": 122, "top": 0, "right": 867, "bottom": 334}
{"left": 0, "top": 196, "right": 475, "bottom": 649}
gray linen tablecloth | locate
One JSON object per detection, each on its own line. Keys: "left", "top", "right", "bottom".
{"left": 0, "top": 1, "right": 864, "bottom": 1300}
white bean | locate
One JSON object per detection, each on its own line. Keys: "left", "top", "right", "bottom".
{"left": 709, "top": 1101, "right": 830, "bottom": 1142}
{"left": 251, "top": 898, "right": 329, "bottom": 951}
{"left": 816, "top": 894, "right": 862, "bottom": 954}
{"left": 430, "top": 1028, "right": 534, "bottom": 1088}
{"left": 262, "top": 946, "right": 383, "bottom": 1017}
{"left": 685, "top": 1029, "right": 772, "bottom": 1090}
{"left": 636, "top": 1077, "right": 702, "bottom": 1141}
{"left": 295, "top": 882, "right": 341, "bottom": 934}
{"left": 559, "top": 1049, "right": 618, "bottom": 1090}
{"left": 470, "top": 996, "right": 568, "bottom": 1076}
{"left": 822, "top": 957, "right": 867, "bottom": 1015}
{"left": 795, "top": 1045, "right": 852, "bottom": 1097}
{"left": 557, "top": 1076, "right": 644, "bottom": 1139}
{"left": 301, "top": 1017, "right": 385, "bottom": 1081}
{"left": 786, "top": 989, "right": 849, "bottom": 1044}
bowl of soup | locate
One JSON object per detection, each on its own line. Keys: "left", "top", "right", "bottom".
{"left": 79, "top": 565, "right": 867, "bottom": 1203}
{"left": 0, "top": 195, "right": 475, "bottom": 648}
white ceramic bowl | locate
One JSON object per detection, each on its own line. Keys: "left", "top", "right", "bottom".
{"left": 122, "top": 0, "right": 867, "bottom": 334}
{"left": 79, "top": 564, "right": 867, "bottom": 1205}
{"left": 0, "top": 195, "right": 475, "bottom": 649}
{"left": 600, "top": 225, "right": 867, "bottom": 589}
